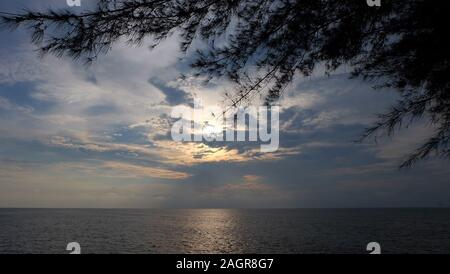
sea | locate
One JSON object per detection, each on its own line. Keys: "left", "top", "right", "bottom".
{"left": 0, "top": 208, "right": 449, "bottom": 254}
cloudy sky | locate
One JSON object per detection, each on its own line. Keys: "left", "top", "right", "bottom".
{"left": 0, "top": 0, "right": 449, "bottom": 208}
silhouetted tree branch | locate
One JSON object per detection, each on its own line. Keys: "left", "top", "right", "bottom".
{"left": 1, "top": 0, "right": 449, "bottom": 167}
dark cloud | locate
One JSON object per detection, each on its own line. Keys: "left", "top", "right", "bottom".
{"left": 149, "top": 77, "right": 193, "bottom": 106}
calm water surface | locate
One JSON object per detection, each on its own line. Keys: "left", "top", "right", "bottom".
{"left": 0, "top": 208, "right": 449, "bottom": 254}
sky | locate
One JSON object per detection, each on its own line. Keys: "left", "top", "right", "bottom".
{"left": 0, "top": 0, "right": 449, "bottom": 208}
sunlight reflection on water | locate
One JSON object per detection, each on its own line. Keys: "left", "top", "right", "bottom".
{"left": 1, "top": 208, "right": 450, "bottom": 254}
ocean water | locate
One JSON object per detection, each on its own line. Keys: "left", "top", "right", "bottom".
{"left": 0, "top": 208, "right": 449, "bottom": 254}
